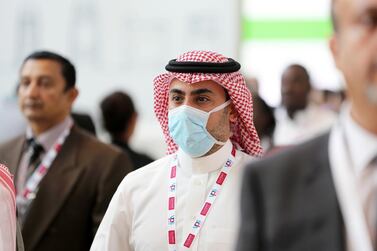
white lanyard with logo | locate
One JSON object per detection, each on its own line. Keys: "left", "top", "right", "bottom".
{"left": 167, "top": 145, "right": 236, "bottom": 250}
{"left": 19, "top": 121, "right": 73, "bottom": 201}
{"left": 329, "top": 122, "right": 373, "bottom": 251}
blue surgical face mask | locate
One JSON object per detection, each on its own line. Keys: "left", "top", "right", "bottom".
{"left": 168, "top": 100, "right": 231, "bottom": 158}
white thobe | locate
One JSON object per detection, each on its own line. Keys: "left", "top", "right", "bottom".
{"left": 91, "top": 140, "right": 255, "bottom": 251}
{"left": 0, "top": 166, "right": 16, "bottom": 251}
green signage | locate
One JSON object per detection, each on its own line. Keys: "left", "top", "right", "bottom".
{"left": 243, "top": 18, "right": 332, "bottom": 40}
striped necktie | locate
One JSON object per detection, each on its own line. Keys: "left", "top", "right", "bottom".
{"left": 26, "top": 138, "right": 44, "bottom": 179}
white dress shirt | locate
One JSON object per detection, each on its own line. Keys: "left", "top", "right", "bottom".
{"left": 329, "top": 104, "right": 377, "bottom": 251}
{"left": 91, "top": 140, "right": 255, "bottom": 251}
{"left": 16, "top": 116, "right": 74, "bottom": 193}
{"left": 274, "top": 104, "right": 337, "bottom": 146}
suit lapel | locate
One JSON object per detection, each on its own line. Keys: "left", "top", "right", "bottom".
{"left": 304, "top": 133, "right": 331, "bottom": 183}
{"left": 303, "top": 132, "right": 345, "bottom": 250}
{"left": 3, "top": 136, "right": 25, "bottom": 176}
{"left": 22, "top": 127, "right": 85, "bottom": 250}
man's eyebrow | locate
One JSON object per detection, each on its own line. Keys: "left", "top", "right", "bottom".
{"left": 35, "top": 76, "right": 53, "bottom": 84}
{"left": 169, "top": 89, "right": 185, "bottom": 95}
{"left": 169, "top": 88, "right": 214, "bottom": 96}
{"left": 364, "top": 7, "right": 377, "bottom": 17}
{"left": 20, "top": 75, "right": 53, "bottom": 80}
{"left": 191, "top": 88, "right": 213, "bottom": 95}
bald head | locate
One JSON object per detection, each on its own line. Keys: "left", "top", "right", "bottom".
{"left": 281, "top": 64, "right": 311, "bottom": 117}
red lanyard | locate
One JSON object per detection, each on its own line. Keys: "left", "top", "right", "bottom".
{"left": 167, "top": 146, "right": 236, "bottom": 250}
{"left": 20, "top": 121, "right": 73, "bottom": 200}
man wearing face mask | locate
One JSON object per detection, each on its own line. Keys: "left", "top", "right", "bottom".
{"left": 91, "top": 50, "right": 262, "bottom": 251}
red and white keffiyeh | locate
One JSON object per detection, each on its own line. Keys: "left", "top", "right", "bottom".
{"left": 0, "top": 164, "right": 16, "bottom": 251}
{"left": 153, "top": 50, "right": 262, "bottom": 157}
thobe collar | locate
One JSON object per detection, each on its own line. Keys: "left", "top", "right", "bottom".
{"left": 177, "top": 139, "right": 233, "bottom": 176}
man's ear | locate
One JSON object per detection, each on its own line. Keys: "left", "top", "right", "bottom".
{"left": 229, "top": 103, "right": 238, "bottom": 123}
{"left": 329, "top": 35, "right": 340, "bottom": 68}
{"left": 123, "top": 112, "right": 137, "bottom": 142}
{"left": 67, "top": 87, "right": 79, "bottom": 103}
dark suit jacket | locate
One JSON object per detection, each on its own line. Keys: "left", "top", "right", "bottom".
{"left": 237, "top": 133, "right": 346, "bottom": 251}
{"left": 0, "top": 126, "right": 133, "bottom": 251}
{"left": 17, "top": 221, "right": 25, "bottom": 251}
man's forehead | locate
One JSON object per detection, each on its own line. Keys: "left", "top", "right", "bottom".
{"left": 341, "top": 0, "right": 377, "bottom": 6}
{"left": 21, "top": 59, "right": 61, "bottom": 76}
{"left": 283, "top": 69, "right": 305, "bottom": 79}
{"left": 335, "top": 0, "right": 377, "bottom": 19}
{"left": 169, "top": 79, "right": 224, "bottom": 92}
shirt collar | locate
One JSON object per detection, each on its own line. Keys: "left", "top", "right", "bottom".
{"left": 341, "top": 104, "right": 377, "bottom": 175}
{"left": 26, "top": 116, "right": 73, "bottom": 152}
{"left": 177, "top": 139, "right": 233, "bottom": 175}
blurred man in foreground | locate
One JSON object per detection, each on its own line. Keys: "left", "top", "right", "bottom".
{"left": 237, "top": 0, "right": 377, "bottom": 250}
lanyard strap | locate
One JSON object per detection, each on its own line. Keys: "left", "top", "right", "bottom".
{"left": 21, "top": 121, "right": 73, "bottom": 200}
{"left": 167, "top": 146, "right": 236, "bottom": 251}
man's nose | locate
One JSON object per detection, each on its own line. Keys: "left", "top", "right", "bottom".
{"left": 282, "top": 82, "right": 295, "bottom": 93}
{"left": 24, "top": 82, "right": 40, "bottom": 97}
{"left": 182, "top": 98, "right": 195, "bottom": 107}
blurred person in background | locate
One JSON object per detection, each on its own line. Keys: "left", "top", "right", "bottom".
{"left": 71, "top": 112, "right": 97, "bottom": 136}
{"left": 0, "top": 91, "right": 96, "bottom": 144}
{"left": 252, "top": 94, "right": 276, "bottom": 152}
{"left": 323, "top": 89, "right": 347, "bottom": 113}
{"left": 273, "top": 64, "right": 337, "bottom": 146}
{"left": 245, "top": 76, "right": 260, "bottom": 94}
{"left": 100, "top": 91, "right": 154, "bottom": 170}
{"left": 0, "top": 51, "right": 133, "bottom": 251}
{"left": 91, "top": 50, "right": 262, "bottom": 251}
{"left": 237, "top": 0, "right": 377, "bottom": 250}
{"left": 309, "top": 88, "right": 325, "bottom": 107}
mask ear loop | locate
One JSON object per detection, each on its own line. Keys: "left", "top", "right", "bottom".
{"left": 207, "top": 100, "right": 232, "bottom": 146}
{"left": 208, "top": 100, "right": 232, "bottom": 114}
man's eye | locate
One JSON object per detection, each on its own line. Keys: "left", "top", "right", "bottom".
{"left": 19, "top": 81, "right": 29, "bottom": 87}
{"left": 361, "top": 14, "right": 377, "bottom": 29}
{"left": 40, "top": 79, "right": 52, "bottom": 87}
{"left": 171, "top": 96, "right": 183, "bottom": 102}
{"left": 197, "top": 96, "right": 209, "bottom": 103}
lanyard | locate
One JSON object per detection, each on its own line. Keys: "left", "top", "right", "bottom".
{"left": 329, "top": 122, "right": 374, "bottom": 251}
{"left": 20, "top": 121, "right": 73, "bottom": 200}
{"left": 167, "top": 146, "right": 236, "bottom": 251}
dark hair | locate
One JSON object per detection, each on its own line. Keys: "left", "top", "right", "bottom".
{"left": 22, "top": 51, "right": 76, "bottom": 90}
{"left": 285, "top": 64, "right": 311, "bottom": 83}
{"left": 100, "top": 91, "right": 136, "bottom": 139}
{"left": 252, "top": 94, "right": 276, "bottom": 137}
